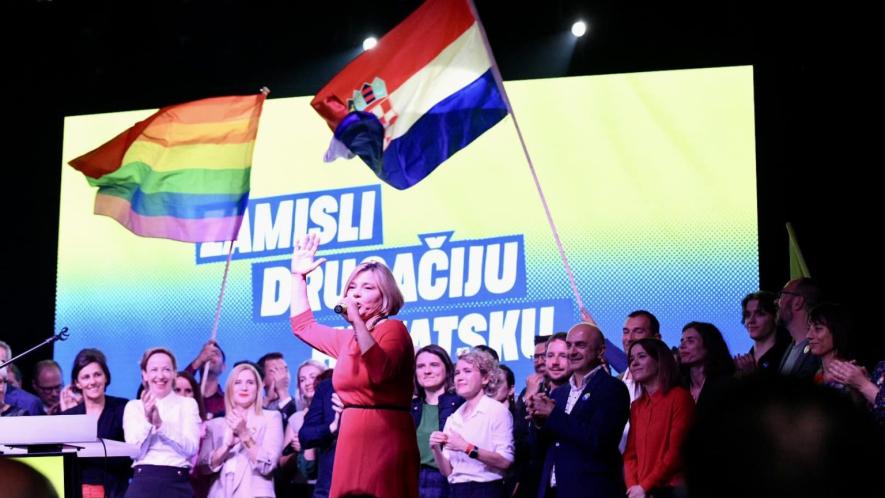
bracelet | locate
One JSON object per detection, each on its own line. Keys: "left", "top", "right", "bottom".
{"left": 464, "top": 443, "right": 474, "bottom": 455}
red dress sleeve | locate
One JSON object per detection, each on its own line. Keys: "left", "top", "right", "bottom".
{"left": 290, "top": 310, "right": 350, "bottom": 359}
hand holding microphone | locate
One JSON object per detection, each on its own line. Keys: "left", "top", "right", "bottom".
{"left": 334, "top": 297, "right": 362, "bottom": 324}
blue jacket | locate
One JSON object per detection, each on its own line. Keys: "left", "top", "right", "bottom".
{"left": 298, "top": 379, "right": 337, "bottom": 498}
{"left": 410, "top": 392, "right": 464, "bottom": 430}
{"left": 531, "top": 370, "right": 630, "bottom": 498}
{"left": 5, "top": 385, "right": 44, "bottom": 415}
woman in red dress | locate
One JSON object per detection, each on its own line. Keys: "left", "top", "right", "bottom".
{"left": 289, "top": 233, "right": 419, "bottom": 498}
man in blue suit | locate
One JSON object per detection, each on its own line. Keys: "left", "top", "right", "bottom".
{"left": 298, "top": 376, "right": 341, "bottom": 498}
{"left": 528, "top": 322, "right": 630, "bottom": 498}
{"left": 0, "top": 341, "right": 45, "bottom": 415}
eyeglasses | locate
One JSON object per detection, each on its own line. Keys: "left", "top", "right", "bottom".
{"left": 35, "top": 384, "right": 62, "bottom": 394}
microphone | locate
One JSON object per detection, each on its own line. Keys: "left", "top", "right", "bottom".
{"left": 334, "top": 303, "right": 347, "bottom": 315}
{"left": 54, "top": 327, "right": 70, "bottom": 342}
{"left": 0, "top": 327, "right": 71, "bottom": 370}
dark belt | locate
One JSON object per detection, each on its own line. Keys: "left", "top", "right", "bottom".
{"left": 344, "top": 403, "right": 409, "bottom": 412}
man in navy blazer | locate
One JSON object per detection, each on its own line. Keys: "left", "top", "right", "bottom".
{"left": 298, "top": 377, "right": 339, "bottom": 498}
{"left": 528, "top": 322, "right": 630, "bottom": 498}
{"left": 0, "top": 341, "right": 45, "bottom": 415}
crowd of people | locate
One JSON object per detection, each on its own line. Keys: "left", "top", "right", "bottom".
{"left": 1, "top": 242, "right": 882, "bottom": 498}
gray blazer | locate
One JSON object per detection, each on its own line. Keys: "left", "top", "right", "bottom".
{"left": 199, "top": 409, "right": 284, "bottom": 498}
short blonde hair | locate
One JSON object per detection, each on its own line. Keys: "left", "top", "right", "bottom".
{"left": 296, "top": 359, "right": 327, "bottom": 402}
{"left": 342, "top": 261, "right": 405, "bottom": 316}
{"left": 458, "top": 350, "right": 502, "bottom": 396}
{"left": 224, "top": 363, "right": 264, "bottom": 415}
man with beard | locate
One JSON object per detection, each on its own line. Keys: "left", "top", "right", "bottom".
{"left": 528, "top": 323, "right": 630, "bottom": 498}
{"left": 512, "top": 333, "right": 572, "bottom": 498}
{"left": 775, "top": 278, "right": 823, "bottom": 380}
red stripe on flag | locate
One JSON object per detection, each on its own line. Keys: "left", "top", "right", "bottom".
{"left": 311, "top": 0, "right": 476, "bottom": 129}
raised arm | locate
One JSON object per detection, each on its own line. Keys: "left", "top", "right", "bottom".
{"left": 290, "top": 233, "right": 348, "bottom": 357}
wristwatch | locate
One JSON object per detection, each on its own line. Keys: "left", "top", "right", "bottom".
{"left": 466, "top": 443, "right": 479, "bottom": 459}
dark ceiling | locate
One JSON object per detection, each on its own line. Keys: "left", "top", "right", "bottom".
{"left": 1, "top": 0, "right": 874, "bottom": 360}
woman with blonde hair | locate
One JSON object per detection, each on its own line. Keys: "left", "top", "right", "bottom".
{"left": 290, "top": 233, "right": 419, "bottom": 498}
{"left": 430, "top": 350, "right": 514, "bottom": 498}
{"left": 123, "top": 348, "right": 201, "bottom": 498}
{"left": 279, "top": 359, "right": 327, "bottom": 495}
{"left": 199, "top": 363, "right": 284, "bottom": 498}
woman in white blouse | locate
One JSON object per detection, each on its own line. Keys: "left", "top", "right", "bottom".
{"left": 199, "top": 362, "right": 283, "bottom": 498}
{"left": 430, "top": 350, "right": 514, "bottom": 498}
{"left": 123, "top": 347, "right": 202, "bottom": 498}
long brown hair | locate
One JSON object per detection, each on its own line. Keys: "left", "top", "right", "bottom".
{"left": 630, "top": 338, "right": 681, "bottom": 395}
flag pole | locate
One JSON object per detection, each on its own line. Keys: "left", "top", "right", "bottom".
{"left": 467, "top": 0, "right": 596, "bottom": 326}
{"left": 201, "top": 87, "right": 267, "bottom": 395}
{"left": 201, "top": 242, "right": 235, "bottom": 396}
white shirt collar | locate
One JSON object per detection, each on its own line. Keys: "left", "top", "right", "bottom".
{"left": 570, "top": 364, "right": 604, "bottom": 390}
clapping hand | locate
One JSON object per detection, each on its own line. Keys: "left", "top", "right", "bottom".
{"left": 429, "top": 431, "right": 448, "bottom": 449}
{"left": 526, "top": 393, "right": 555, "bottom": 420}
{"left": 442, "top": 430, "right": 469, "bottom": 453}
{"left": 222, "top": 426, "right": 240, "bottom": 449}
{"left": 734, "top": 353, "right": 756, "bottom": 375}
{"left": 141, "top": 389, "right": 162, "bottom": 428}
{"left": 828, "top": 359, "right": 868, "bottom": 388}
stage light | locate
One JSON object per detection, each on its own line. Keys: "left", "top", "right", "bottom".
{"left": 571, "top": 21, "right": 587, "bottom": 38}
{"left": 363, "top": 37, "right": 378, "bottom": 51}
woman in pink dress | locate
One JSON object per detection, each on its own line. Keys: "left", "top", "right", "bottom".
{"left": 289, "top": 233, "right": 419, "bottom": 498}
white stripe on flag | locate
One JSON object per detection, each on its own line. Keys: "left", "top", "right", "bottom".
{"left": 382, "top": 22, "right": 493, "bottom": 146}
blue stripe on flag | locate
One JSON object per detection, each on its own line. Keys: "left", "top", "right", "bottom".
{"left": 337, "top": 69, "right": 508, "bottom": 190}
{"left": 99, "top": 185, "right": 250, "bottom": 219}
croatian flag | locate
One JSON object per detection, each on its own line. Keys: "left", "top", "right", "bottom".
{"left": 311, "top": 0, "right": 509, "bottom": 190}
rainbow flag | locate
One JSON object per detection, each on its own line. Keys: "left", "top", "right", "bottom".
{"left": 68, "top": 93, "right": 266, "bottom": 243}
{"left": 311, "top": 0, "right": 508, "bottom": 190}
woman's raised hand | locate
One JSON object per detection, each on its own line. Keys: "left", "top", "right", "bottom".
{"left": 291, "top": 233, "right": 327, "bottom": 276}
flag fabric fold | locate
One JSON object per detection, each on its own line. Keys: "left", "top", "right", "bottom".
{"left": 68, "top": 93, "right": 267, "bottom": 243}
{"left": 787, "top": 222, "right": 812, "bottom": 279}
{"left": 311, "top": 0, "right": 508, "bottom": 190}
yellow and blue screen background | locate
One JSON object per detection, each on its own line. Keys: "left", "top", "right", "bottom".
{"left": 57, "top": 66, "right": 758, "bottom": 396}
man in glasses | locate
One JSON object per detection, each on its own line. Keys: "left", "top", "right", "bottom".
{"left": 775, "top": 278, "right": 823, "bottom": 379}
{"left": 31, "top": 359, "right": 64, "bottom": 415}
{"left": 0, "top": 340, "right": 44, "bottom": 415}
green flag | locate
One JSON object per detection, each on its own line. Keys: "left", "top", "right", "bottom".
{"left": 786, "top": 222, "right": 811, "bottom": 279}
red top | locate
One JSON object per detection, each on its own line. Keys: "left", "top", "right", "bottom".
{"left": 623, "top": 386, "right": 695, "bottom": 491}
